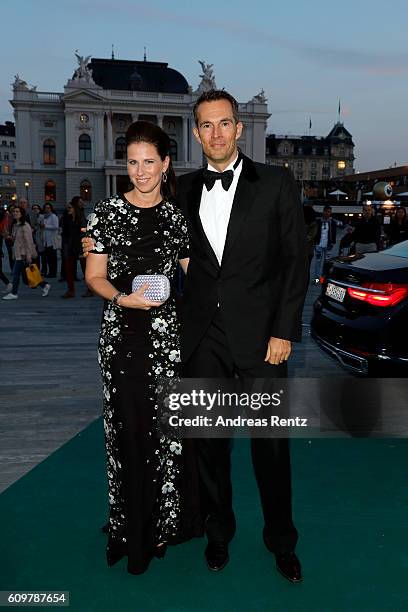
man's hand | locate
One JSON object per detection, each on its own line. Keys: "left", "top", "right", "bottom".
{"left": 81, "top": 228, "right": 94, "bottom": 257}
{"left": 264, "top": 337, "right": 291, "bottom": 365}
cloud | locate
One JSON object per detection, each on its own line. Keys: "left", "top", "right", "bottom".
{"left": 91, "top": 1, "right": 408, "bottom": 77}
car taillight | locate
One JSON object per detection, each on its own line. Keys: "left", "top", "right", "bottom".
{"left": 347, "top": 283, "right": 408, "bottom": 307}
{"left": 319, "top": 275, "right": 326, "bottom": 284}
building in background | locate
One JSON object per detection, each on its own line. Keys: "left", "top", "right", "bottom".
{"left": 0, "top": 121, "right": 17, "bottom": 206}
{"left": 265, "top": 122, "right": 355, "bottom": 183}
{"left": 10, "top": 56, "right": 269, "bottom": 210}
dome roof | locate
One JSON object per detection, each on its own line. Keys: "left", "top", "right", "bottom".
{"left": 88, "top": 58, "right": 189, "bottom": 94}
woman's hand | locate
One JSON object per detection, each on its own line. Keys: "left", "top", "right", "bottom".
{"left": 119, "top": 283, "right": 165, "bottom": 310}
{"left": 81, "top": 229, "right": 94, "bottom": 257}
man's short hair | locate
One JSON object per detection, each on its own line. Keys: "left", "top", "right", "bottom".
{"left": 323, "top": 205, "right": 332, "bottom": 212}
{"left": 193, "top": 89, "right": 240, "bottom": 126}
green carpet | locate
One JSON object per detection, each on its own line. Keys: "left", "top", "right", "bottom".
{"left": 1, "top": 420, "right": 407, "bottom": 612}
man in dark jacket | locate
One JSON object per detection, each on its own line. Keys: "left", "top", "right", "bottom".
{"left": 178, "top": 90, "right": 308, "bottom": 582}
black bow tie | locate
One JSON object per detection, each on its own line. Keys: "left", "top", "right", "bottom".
{"left": 203, "top": 168, "right": 234, "bottom": 192}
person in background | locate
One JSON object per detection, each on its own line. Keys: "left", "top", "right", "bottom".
{"left": 338, "top": 224, "right": 355, "bottom": 256}
{"left": 388, "top": 207, "right": 408, "bottom": 245}
{"left": 0, "top": 208, "right": 12, "bottom": 292}
{"left": 18, "top": 198, "right": 31, "bottom": 226}
{"left": 4, "top": 204, "right": 15, "bottom": 270}
{"left": 352, "top": 204, "right": 381, "bottom": 254}
{"left": 2, "top": 206, "right": 51, "bottom": 300}
{"left": 31, "top": 204, "right": 46, "bottom": 272}
{"left": 314, "top": 205, "right": 337, "bottom": 283}
{"left": 43, "top": 203, "right": 59, "bottom": 278}
{"left": 303, "top": 204, "right": 317, "bottom": 284}
{"left": 61, "top": 196, "right": 86, "bottom": 298}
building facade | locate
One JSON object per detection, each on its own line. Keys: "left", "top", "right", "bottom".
{"left": 10, "top": 57, "right": 269, "bottom": 210}
{"left": 0, "top": 121, "right": 16, "bottom": 206}
{"left": 265, "top": 122, "right": 355, "bottom": 182}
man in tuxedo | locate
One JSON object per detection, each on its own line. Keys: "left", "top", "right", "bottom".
{"left": 177, "top": 90, "right": 308, "bottom": 582}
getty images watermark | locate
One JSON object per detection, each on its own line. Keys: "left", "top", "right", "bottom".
{"left": 157, "top": 378, "right": 408, "bottom": 438}
{"left": 166, "top": 388, "right": 308, "bottom": 430}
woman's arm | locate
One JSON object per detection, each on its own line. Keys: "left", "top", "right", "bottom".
{"left": 85, "top": 253, "right": 165, "bottom": 310}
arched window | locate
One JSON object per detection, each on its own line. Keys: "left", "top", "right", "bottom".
{"left": 169, "top": 139, "right": 178, "bottom": 161}
{"left": 80, "top": 179, "right": 92, "bottom": 201}
{"left": 43, "top": 139, "right": 56, "bottom": 165}
{"left": 45, "top": 180, "right": 56, "bottom": 202}
{"left": 79, "top": 134, "right": 92, "bottom": 162}
{"left": 115, "top": 137, "right": 126, "bottom": 160}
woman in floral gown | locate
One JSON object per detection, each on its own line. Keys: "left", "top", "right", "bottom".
{"left": 85, "top": 121, "right": 195, "bottom": 574}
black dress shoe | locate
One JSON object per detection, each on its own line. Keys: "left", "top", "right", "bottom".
{"left": 275, "top": 552, "right": 303, "bottom": 583}
{"left": 205, "top": 542, "right": 229, "bottom": 572}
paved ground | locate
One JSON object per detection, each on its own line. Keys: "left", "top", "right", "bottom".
{"left": 0, "top": 252, "right": 351, "bottom": 493}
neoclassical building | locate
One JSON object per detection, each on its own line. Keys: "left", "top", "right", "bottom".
{"left": 0, "top": 121, "right": 16, "bottom": 205}
{"left": 266, "top": 122, "right": 355, "bottom": 182}
{"left": 10, "top": 56, "right": 269, "bottom": 209}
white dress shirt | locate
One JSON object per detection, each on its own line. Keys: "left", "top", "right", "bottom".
{"left": 199, "top": 155, "right": 243, "bottom": 265}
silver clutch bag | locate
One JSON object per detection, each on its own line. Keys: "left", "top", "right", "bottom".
{"left": 132, "top": 274, "right": 170, "bottom": 302}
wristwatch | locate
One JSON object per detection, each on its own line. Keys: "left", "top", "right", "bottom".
{"left": 111, "top": 291, "right": 127, "bottom": 306}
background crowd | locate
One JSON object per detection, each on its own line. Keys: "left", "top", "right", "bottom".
{"left": 0, "top": 196, "right": 94, "bottom": 300}
{"left": 1, "top": 196, "right": 407, "bottom": 301}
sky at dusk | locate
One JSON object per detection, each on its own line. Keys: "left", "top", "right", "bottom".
{"left": 1, "top": 0, "right": 407, "bottom": 172}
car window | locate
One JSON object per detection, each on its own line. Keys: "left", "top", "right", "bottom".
{"left": 384, "top": 241, "right": 408, "bottom": 259}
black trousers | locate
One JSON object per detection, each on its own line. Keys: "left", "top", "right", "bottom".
{"left": 183, "top": 309, "right": 298, "bottom": 553}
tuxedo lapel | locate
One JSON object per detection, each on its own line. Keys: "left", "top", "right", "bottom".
{"left": 221, "top": 155, "right": 259, "bottom": 266}
{"left": 186, "top": 169, "right": 220, "bottom": 270}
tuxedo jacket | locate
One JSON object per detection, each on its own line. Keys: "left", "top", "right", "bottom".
{"left": 177, "top": 154, "right": 308, "bottom": 369}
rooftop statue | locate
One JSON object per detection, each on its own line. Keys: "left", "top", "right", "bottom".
{"left": 251, "top": 89, "right": 267, "bottom": 104}
{"left": 73, "top": 51, "right": 95, "bottom": 83}
{"left": 196, "top": 61, "right": 217, "bottom": 93}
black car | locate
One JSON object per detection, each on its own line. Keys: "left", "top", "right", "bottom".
{"left": 311, "top": 241, "right": 408, "bottom": 375}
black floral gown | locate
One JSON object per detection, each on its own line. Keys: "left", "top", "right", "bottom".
{"left": 87, "top": 194, "right": 192, "bottom": 574}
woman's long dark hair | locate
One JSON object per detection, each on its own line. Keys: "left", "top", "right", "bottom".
{"left": 13, "top": 206, "right": 28, "bottom": 226}
{"left": 125, "top": 121, "right": 177, "bottom": 201}
{"left": 70, "top": 196, "right": 86, "bottom": 225}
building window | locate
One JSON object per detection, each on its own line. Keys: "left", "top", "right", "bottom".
{"left": 324, "top": 148, "right": 329, "bottom": 156}
{"left": 10, "top": 141, "right": 15, "bottom": 148}
{"left": 337, "top": 160, "right": 346, "bottom": 169}
{"left": 296, "top": 161, "right": 303, "bottom": 168}
{"left": 296, "top": 173, "right": 303, "bottom": 180}
{"left": 312, "top": 148, "right": 317, "bottom": 155}
{"left": 79, "top": 134, "right": 92, "bottom": 162}
{"left": 45, "top": 180, "right": 56, "bottom": 201}
{"left": 1, "top": 141, "right": 6, "bottom": 146}
{"left": 4, "top": 153, "right": 9, "bottom": 160}
{"left": 3, "top": 164, "right": 10, "bottom": 174}
{"left": 169, "top": 138, "right": 178, "bottom": 161}
{"left": 311, "top": 173, "right": 317, "bottom": 181}
{"left": 311, "top": 161, "right": 317, "bottom": 169}
{"left": 43, "top": 139, "right": 56, "bottom": 165}
{"left": 115, "top": 137, "right": 126, "bottom": 160}
{"left": 80, "top": 179, "right": 92, "bottom": 201}
{"left": 298, "top": 147, "right": 303, "bottom": 155}
{"left": 283, "top": 146, "right": 289, "bottom": 155}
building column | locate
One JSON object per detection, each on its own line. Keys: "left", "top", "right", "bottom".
{"left": 182, "top": 117, "right": 189, "bottom": 161}
{"left": 107, "top": 114, "right": 113, "bottom": 161}
{"left": 112, "top": 174, "right": 117, "bottom": 195}
{"left": 131, "top": 113, "right": 139, "bottom": 123}
{"left": 105, "top": 174, "right": 111, "bottom": 197}
{"left": 157, "top": 114, "right": 164, "bottom": 129}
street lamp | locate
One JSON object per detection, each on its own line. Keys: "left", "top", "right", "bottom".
{"left": 24, "top": 181, "right": 30, "bottom": 204}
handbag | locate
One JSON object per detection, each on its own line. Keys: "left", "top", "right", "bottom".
{"left": 132, "top": 274, "right": 170, "bottom": 302}
{"left": 25, "top": 263, "right": 44, "bottom": 288}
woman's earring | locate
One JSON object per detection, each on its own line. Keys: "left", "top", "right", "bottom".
{"left": 162, "top": 172, "right": 168, "bottom": 183}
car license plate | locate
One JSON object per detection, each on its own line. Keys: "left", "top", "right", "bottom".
{"left": 326, "top": 282, "right": 346, "bottom": 302}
